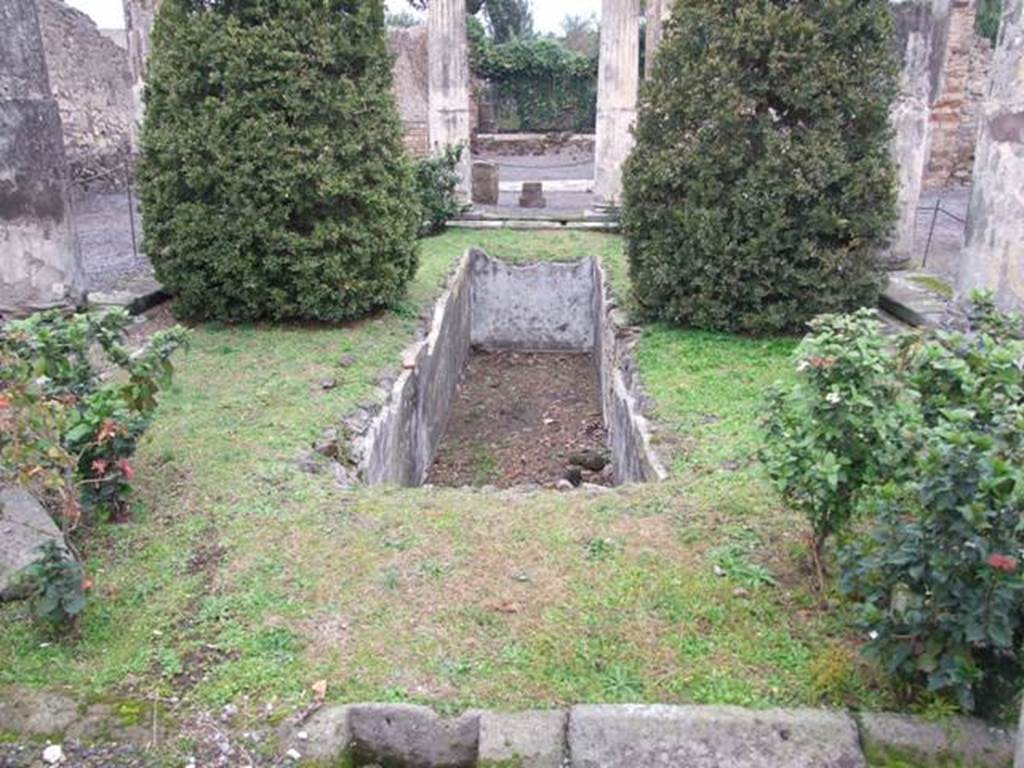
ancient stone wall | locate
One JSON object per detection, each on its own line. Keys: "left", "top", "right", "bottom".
{"left": 886, "top": 0, "right": 952, "bottom": 267}
{"left": 924, "top": 0, "right": 994, "bottom": 188}
{"left": 957, "top": 0, "right": 1024, "bottom": 313}
{"left": 390, "top": 26, "right": 430, "bottom": 156}
{"left": 124, "top": 0, "right": 161, "bottom": 147}
{"left": 37, "top": 0, "right": 132, "bottom": 183}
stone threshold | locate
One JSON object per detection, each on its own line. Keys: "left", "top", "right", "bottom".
{"left": 879, "top": 270, "right": 955, "bottom": 329}
{"left": 275, "top": 702, "right": 1018, "bottom": 768}
{"left": 449, "top": 219, "right": 620, "bottom": 232}
{"left": 86, "top": 272, "right": 167, "bottom": 316}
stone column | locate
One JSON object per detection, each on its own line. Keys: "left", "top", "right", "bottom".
{"left": 0, "top": 0, "right": 84, "bottom": 316}
{"left": 428, "top": 0, "right": 472, "bottom": 200}
{"left": 885, "top": 0, "right": 952, "bottom": 268}
{"left": 644, "top": 0, "right": 673, "bottom": 79}
{"left": 123, "top": 0, "right": 162, "bottom": 150}
{"left": 593, "top": 0, "right": 642, "bottom": 212}
{"left": 957, "top": 0, "right": 1024, "bottom": 312}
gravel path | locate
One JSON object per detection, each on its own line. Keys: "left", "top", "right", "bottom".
{"left": 0, "top": 742, "right": 150, "bottom": 768}
{"left": 72, "top": 190, "right": 154, "bottom": 294}
{"left": 68, "top": 176, "right": 970, "bottom": 282}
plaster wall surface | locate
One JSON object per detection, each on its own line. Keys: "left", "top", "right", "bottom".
{"left": 0, "top": 0, "right": 84, "bottom": 316}
{"left": 592, "top": 260, "right": 668, "bottom": 486}
{"left": 470, "top": 252, "right": 596, "bottom": 350}
{"left": 358, "top": 252, "right": 473, "bottom": 486}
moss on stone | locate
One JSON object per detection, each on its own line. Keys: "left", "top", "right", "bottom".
{"left": 909, "top": 274, "right": 954, "bottom": 299}
{"left": 113, "top": 699, "right": 146, "bottom": 728}
{"left": 864, "top": 741, "right": 971, "bottom": 768}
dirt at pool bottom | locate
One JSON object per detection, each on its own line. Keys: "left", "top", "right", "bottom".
{"left": 426, "top": 349, "right": 613, "bottom": 489}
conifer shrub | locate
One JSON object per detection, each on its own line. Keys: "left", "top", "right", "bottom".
{"left": 623, "top": 0, "right": 899, "bottom": 334}
{"left": 139, "top": 0, "right": 420, "bottom": 322}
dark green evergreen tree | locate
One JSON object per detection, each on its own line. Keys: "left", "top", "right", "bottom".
{"left": 139, "top": 0, "right": 420, "bottom": 322}
{"left": 623, "top": 0, "right": 899, "bottom": 335}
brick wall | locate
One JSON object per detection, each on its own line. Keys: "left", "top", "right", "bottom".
{"left": 924, "top": 0, "right": 994, "bottom": 188}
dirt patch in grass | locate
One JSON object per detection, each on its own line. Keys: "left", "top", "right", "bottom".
{"left": 427, "top": 350, "right": 611, "bottom": 488}
{"left": 123, "top": 301, "right": 182, "bottom": 347}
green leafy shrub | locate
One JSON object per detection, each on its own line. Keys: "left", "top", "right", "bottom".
{"left": 139, "top": 0, "right": 420, "bottom": 322}
{"left": 763, "top": 296, "right": 1024, "bottom": 712}
{"left": 840, "top": 299, "right": 1024, "bottom": 714}
{"left": 0, "top": 310, "right": 187, "bottom": 523}
{"left": 623, "top": 0, "right": 898, "bottom": 334}
{"left": 761, "top": 309, "right": 915, "bottom": 569}
{"left": 471, "top": 28, "right": 597, "bottom": 132}
{"left": 18, "top": 541, "right": 87, "bottom": 631}
{"left": 977, "top": 0, "right": 1002, "bottom": 43}
{"left": 414, "top": 145, "right": 464, "bottom": 237}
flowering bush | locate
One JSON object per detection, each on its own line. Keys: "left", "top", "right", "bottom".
{"left": 0, "top": 309, "right": 187, "bottom": 525}
{"left": 763, "top": 296, "right": 1024, "bottom": 712}
{"left": 840, "top": 297, "right": 1024, "bottom": 714}
{"left": 761, "top": 309, "right": 916, "bottom": 567}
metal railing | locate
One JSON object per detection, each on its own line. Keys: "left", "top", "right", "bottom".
{"left": 917, "top": 197, "right": 966, "bottom": 268}
{"left": 69, "top": 153, "right": 140, "bottom": 263}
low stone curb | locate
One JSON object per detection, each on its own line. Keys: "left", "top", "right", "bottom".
{"left": 858, "top": 712, "right": 1017, "bottom": 768}
{"left": 278, "top": 704, "right": 1018, "bottom": 768}
{"left": 447, "top": 219, "right": 620, "bottom": 232}
{"left": 879, "top": 271, "right": 951, "bottom": 329}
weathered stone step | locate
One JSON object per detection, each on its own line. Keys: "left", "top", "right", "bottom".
{"left": 275, "top": 702, "right": 1017, "bottom": 768}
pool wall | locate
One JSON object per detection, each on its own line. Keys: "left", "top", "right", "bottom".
{"left": 350, "top": 249, "right": 667, "bottom": 487}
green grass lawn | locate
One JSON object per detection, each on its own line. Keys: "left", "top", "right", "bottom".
{"left": 0, "top": 229, "right": 899, "bottom": 721}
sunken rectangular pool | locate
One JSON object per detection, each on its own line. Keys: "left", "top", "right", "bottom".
{"left": 346, "top": 249, "right": 665, "bottom": 489}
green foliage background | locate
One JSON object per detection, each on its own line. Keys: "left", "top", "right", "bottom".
{"left": 139, "top": 0, "right": 420, "bottom": 323}
{"left": 977, "top": 0, "right": 1002, "bottom": 42}
{"left": 623, "top": 0, "right": 899, "bottom": 334}
{"left": 470, "top": 19, "right": 598, "bottom": 133}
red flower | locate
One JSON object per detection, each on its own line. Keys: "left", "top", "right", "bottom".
{"left": 987, "top": 554, "right": 1018, "bottom": 574}
{"left": 118, "top": 458, "right": 135, "bottom": 481}
{"left": 82, "top": 578, "right": 93, "bottom": 591}
{"left": 91, "top": 459, "right": 108, "bottom": 475}
{"left": 0, "top": 394, "right": 10, "bottom": 409}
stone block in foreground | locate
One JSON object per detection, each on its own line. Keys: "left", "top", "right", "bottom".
{"left": 568, "top": 705, "right": 865, "bottom": 768}
{"left": 478, "top": 709, "right": 567, "bottom": 768}
{"left": 0, "top": 487, "right": 65, "bottom": 597}
{"left": 348, "top": 703, "right": 479, "bottom": 768}
{"left": 859, "top": 712, "right": 1015, "bottom": 768}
